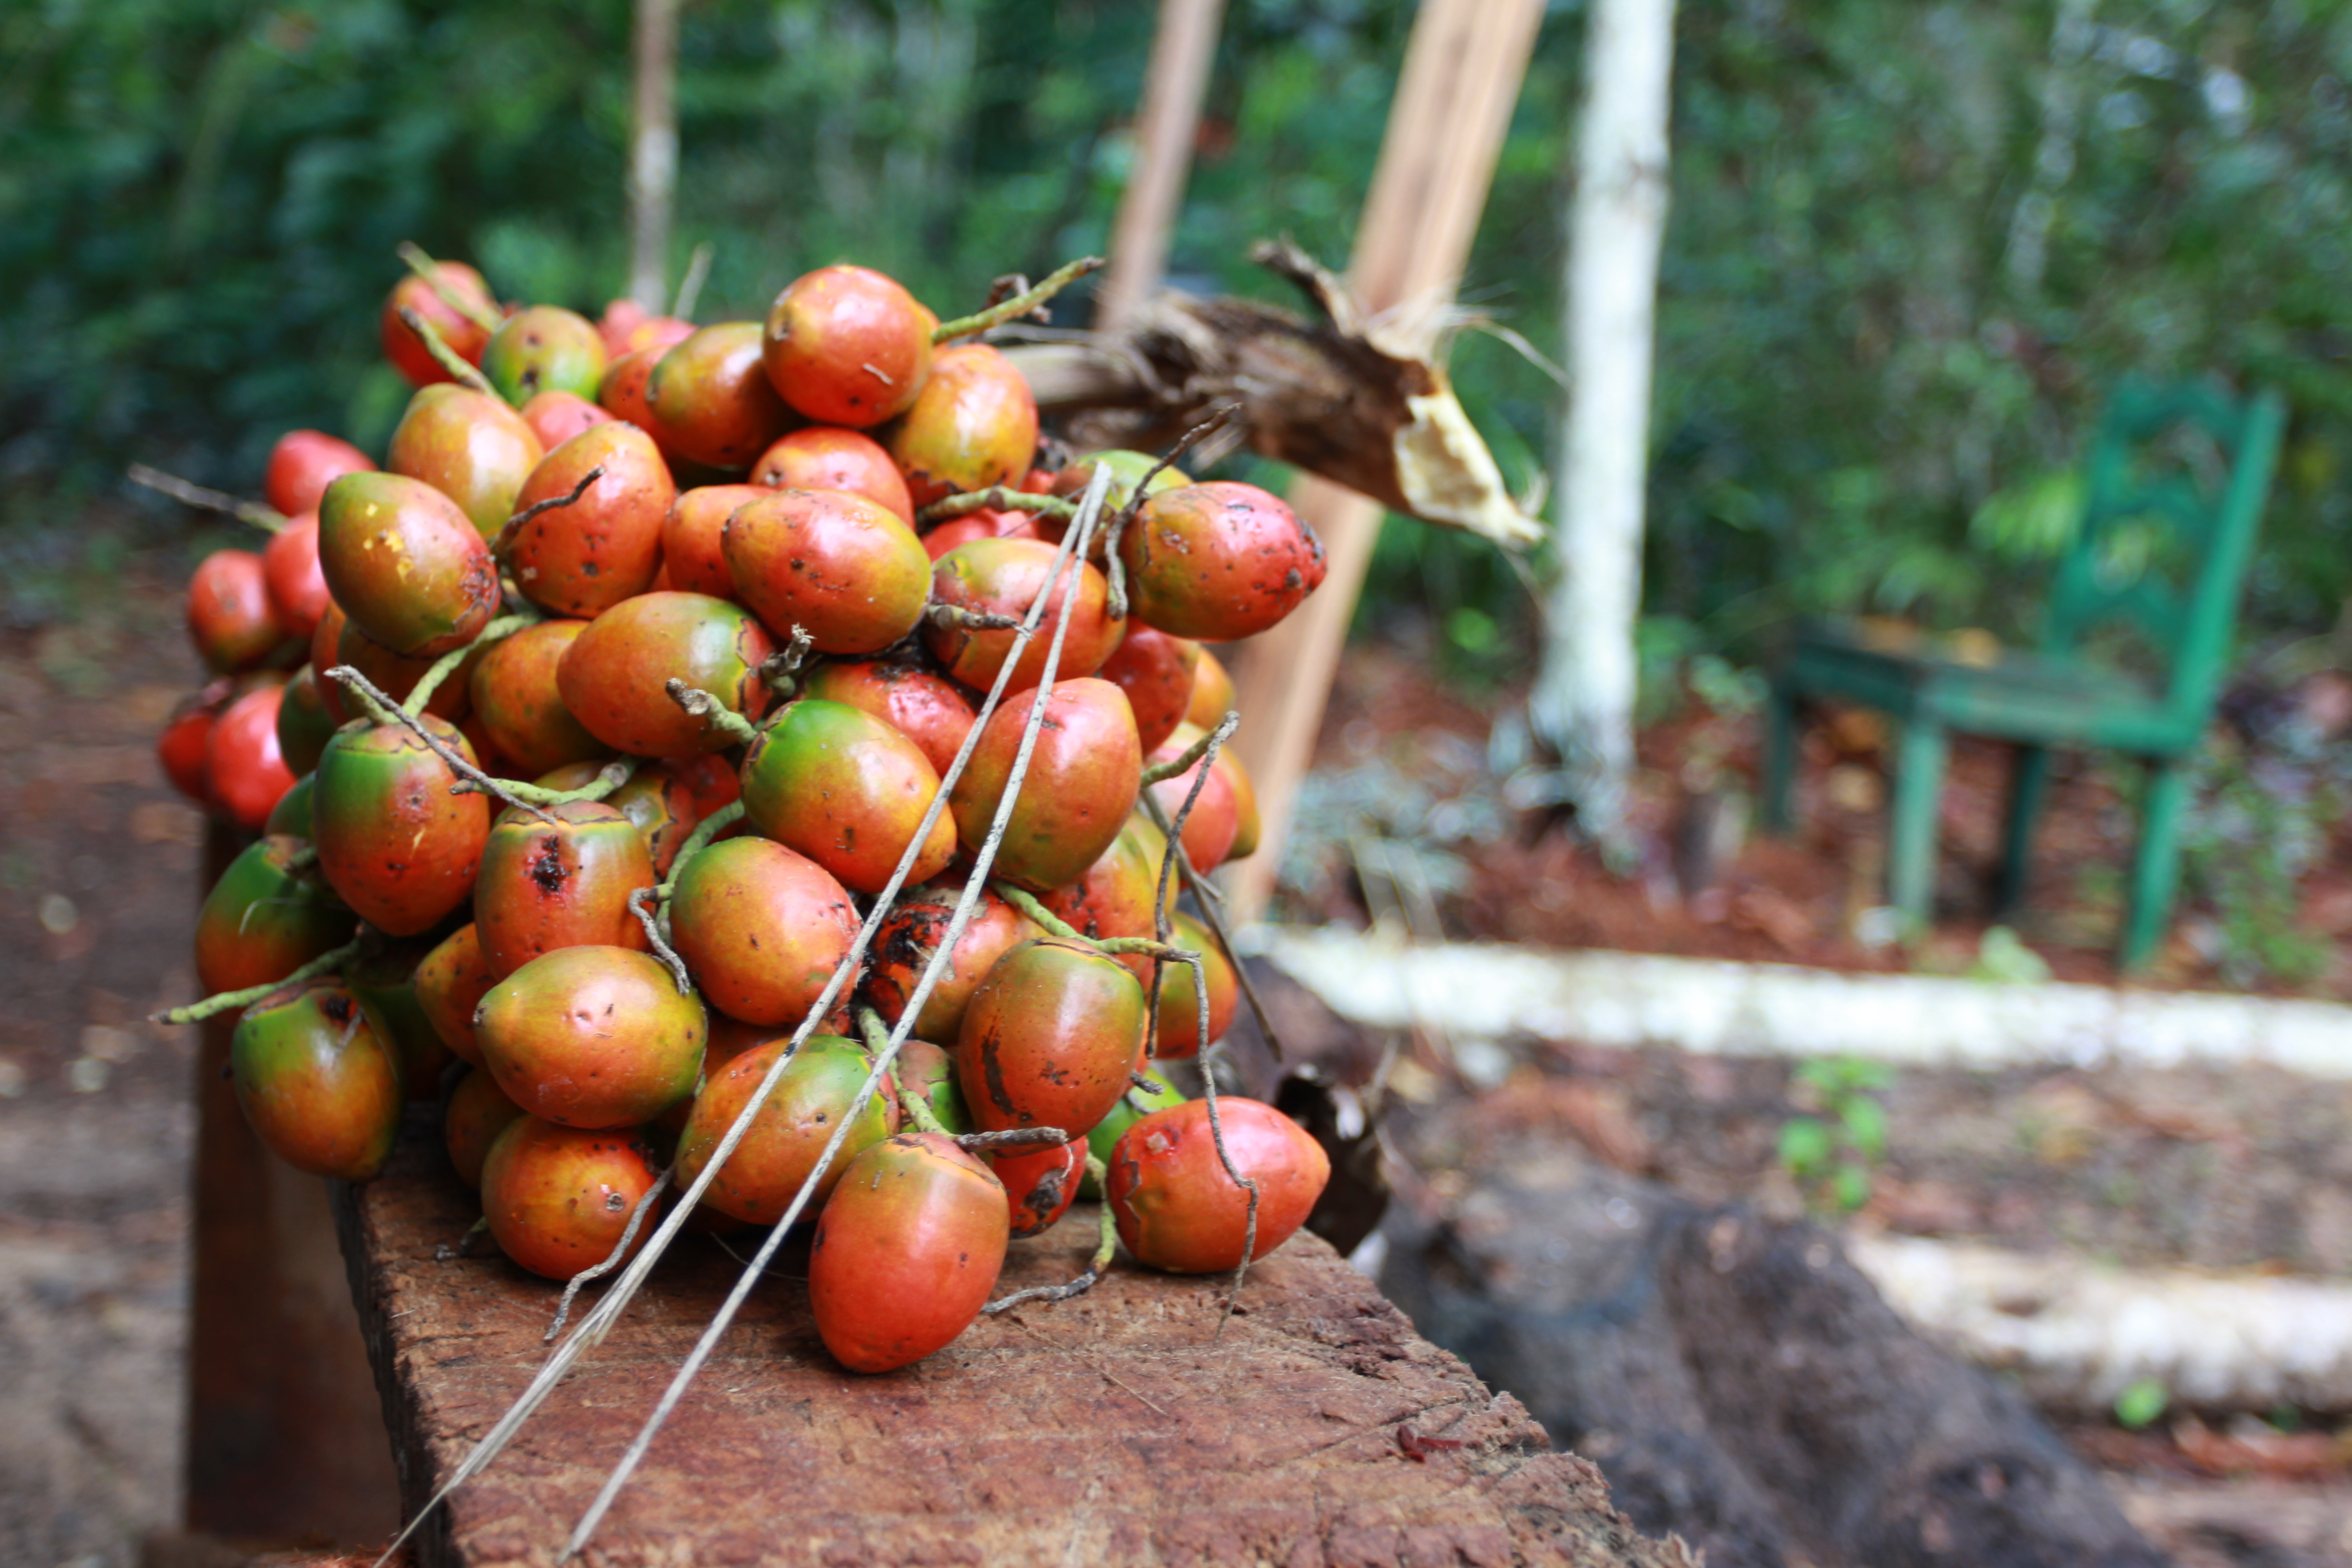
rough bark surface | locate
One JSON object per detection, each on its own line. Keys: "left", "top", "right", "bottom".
{"left": 333, "top": 1109, "right": 1688, "bottom": 1568}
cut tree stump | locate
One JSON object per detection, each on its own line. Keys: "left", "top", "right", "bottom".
{"left": 333, "top": 1110, "right": 1690, "bottom": 1568}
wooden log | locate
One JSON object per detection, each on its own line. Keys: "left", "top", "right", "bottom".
{"left": 333, "top": 1111, "right": 1689, "bottom": 1567}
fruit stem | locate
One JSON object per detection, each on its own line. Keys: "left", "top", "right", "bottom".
{"left": 490, "top": 466, "right": 605, "bottom": 564}
{"left": 913, "top": 487, "right": 1076, "bottom": 529}
{"left": 324, "top": 664, "right": 558, "bottom": 823}
{"left": 660, "top": 799, "right": 743, "bottom": 897}
{"left": 150, "top": 938, "right": 361, "bottom": 1025}
{"left": 626, "top": 887, "right": 694, "bottom": 995}
{"left": 863, "top": 1008, "right": 949, "bottom": 1137}
{"left": 663, "top": 680, "right": 760, "bottom": 745}
{"left": 544, "top": 1163, "right": 673, "bottom": 1343}
{"left": 756, "top": 626, "right": 816, "bottom": 702}
{"left": 981, "top": 1158, "right": 1119, "bottom": 1314}
{"left": 671, "top": 241, "right": 714, "bottom": 321}
{"left": 924, "top": 603, "right": 1024, "bottom": 633}
{"left": 397, "top": 305, "right": 501, "bottom": 399}
{"left": 1196, "top": 1047, "right": 1262, "bottom": 1342}
{"left": 539, "top": 755, "right": 641, "bottom": 806}
{"left": 402, "top": 612, "right": 540, "bottom": 717}
{"left": 397, "top": 242, "right": 504, "bottom": 334}
{"left": 1138, "top": 724, "right": 1224, "bottom": 787}
{"left": 931, "top": 255, "right": 1104, "bottom": 343}
{"left": 1139, "top": 780, "right": 1288, "bottom": 1064}
{"left": 990, "top": 882, "right": 1086, "bottom": 945}
{"left": 126, "top": 463, "right": 285, "bottom": 533}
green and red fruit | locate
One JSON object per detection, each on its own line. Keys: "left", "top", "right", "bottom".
{"left": 1082, "top": 1070, "right": 1185, "bottom": 1197}
{"left": 385, "top": 383, "right": 546, "bottom": 537}
{"left": 598, "top": 299, "right": 695, "bottom": 358}
{"left": 988, "top": 1137, "right": 1083, "bottom": 1239}
{"left": 274, "top": 664, "right": 338, "bottom": 778}
{"left": 187, "top": 550, "right": 284, "bottom": 674}
{"left": 444, "top": 1066, "right": 525, "bottom": 1188}
{"left": 1185, "top": 646, "right": 1236, "bottom": 731}
{"left": 261, "top": 512, "right": 331, "bottom": 642}
{"left": 159, "top": 684, "right": 227, "bottom": 804}
{"left": 481, "top": 305, "right": 608, "bottom": 405}
{"left": 194, "top": 834, "right": 353, "bottom": 994}
{"left": 1107, "top": 1098, "right": 1330, "bottom": 1274}
{"left": 948, "top": 677, "right": 1142, "bottom": 892}
{"left": 230, "top": 983, "right": 403, "bottom": 1181}
{"left": 761, "top": 265, "right": 936, "bottom": 428}
{"left": 468, "top": 620, "right": 607, "bottom": 776}
{"left": 919, "top": 506, "right": 1041, "bottom": 562}
{"left": 1218, "top": 745, "right": 1260, "bottom": 859}
{"left": 519, "top": 389, "right": 614, "bottom": 451}
{"left": 475, "top": 946, "right": 704, "bottom": 1128}
{"left": 598, "top": 347, "right": 666, "bottom": 441}
{"left": 797, "top": 659, "right": 976, "bottom": 777}
{"left": 740, "top": 699, "right": 956, "bottom": 895}
{"left": 1097, "top": 626, "right": 1199, "bottom": 755}
{"left": 722, "top": 489, "right": 930, "bottom": 655}
{"left": 265, "top": 773, "right": 314, "bottom": 838}
{"left": 322, "top": 607, "right": 476, "bottom": 724}
{"left": 317, "top": 471, "right": 499, "bottom": 657}
{"left": 206, "top": 683, "right": 297, "bottom": 833}
{"left": 415, "top": 921, "right": 496, "bottom": 1067}
{"left": 345, "top": 946, "right": 456, "bottom": 1098}
{"left": 862, "top": 882, "right": 1039, "bottom": 1044}
{"left": 266, "top": 430, "right": 376, "bottom": 518}
{"left": 676, "top": 1034, "right": 898, "bottom": 1224}
{"left": 1048, "top": 448, "right": 1188, "bottom": 516}
{"left": 650, "top": 322, "right": 795, "bottom": 469}
{"left": 480, "top": 1117, "right": 664, "bottom": 1280}
{"left": 1146, "top": 911, "right": 1236, "bottom": 1059}
{"left": 1119, "top": 482, "right": 1327, "bottom": 641}
{"left": 925, "top": 538, "right": 1124, "bottom": 692}
{"left": 667, "top": 837, "right": 857, "bottom": 1028}
{"left": 509, "top": 422, "right": 676, "bottom": 616}
{"left": 956, "top": 936, "right": 1147, "bottom": 1138}
{"left": 750, "top": 426, "right": 914, "bottom": 522}
{"left": 473, "top": 801, "right": 656, "bottom": 980}
{"left": 557, "top": 592, "right": 774, "bottom": 756}
{"left": 809, "top": 1132, "right": 1007, "bottom": 1373}
{"left": 891, "top": 1038, "right": 971, "bottom": 1134}
{"left": 1146, "top": 722, "right": 1240, "bottom": 872}
{"left": 313, "top": 714, "right": 490, "bottom": 935}
{"left": 885, "top": 343, "right": 1037, "bottom": 508}
{"left": 1039, "top": 821, "right": 1162, "bottom": 947}
{"left": 381, "top": 261, "right": 497, "bottom": 389}
{"left": 535, "top": 757, "right": 705, "bottom": 876}
{"left": 660, "top": 484, "right": 765, "bottom": 598}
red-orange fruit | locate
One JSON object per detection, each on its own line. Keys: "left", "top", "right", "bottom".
{"left": 750, "top": 426, "right": 915, "bottom": 522}
{"left": 1107, "top": 1098, "right": 1330, "bottom": 1274}
{"left": 1185, "top": 646, "right": 1236, "bottom": 731}
{"left": 231, "top": 983, "right": 404, "bottom": 1181}
{"left": 722, "top": 489, "right": 930, "bottom": 655}
{"left": 187, "top": 550, "right": 284, "bottom": 674}
{"left": 159, "top": 683, "right": 228, "bottom": 804}
{"left": 862, "top": 882, "right": 1040, "bottom": 1044}
{"left": 385, "top": 383, "right": 546, "bottom": 538}
{"left": 891, "top": 1038, "right": 972, "bottom": 1134}
{"left": 535, "top": 757, "right": 705, "bottom": 876}
{"left": 1146, "top": 910, "right": 1237, "bottom": 1060}
{"left": 675, "top": 1035, "right": 898, "bottom": 1224}
{"left": 598, "top": 347, "right": 666, "bottom": 440}
{"left": 317, "top": 471, "right": 499, "bottom": 657}
{"left": 924, "top": 537, "right": 1125, "bottom": 692}
{"left": 415, "top": 921, "right": 497, "bottom": 1067}
{"left": 1217, "top": 744, "right": 1261, "bottom": 860}
{"left": 194, "top": 834, "right": 354, "bottom": 994}
{"left": 480, "top": 1117, "right": 664, "bottom": 1280}
{"left": 650, "top": 322, "right": 795, "bottom": 469}
{"left": 266, "top": 430, "right": 376, "bottom": 518}
{"left": 661, "top": 483, "right": 767, "bottom": 598}
{"left": 206, "top": 684, "right": 297, "bottom": 833}
{"left": 947, "top": 677, "right": 1142, "bottom": 892}
{"left": 918, "top": 507, "right": 1041, "bottom": 562}
{"left": 956, "top": 937, "right": 1147, "bottom": 1138}
{"left": 343, "top": 948, "right": 455, "bottom": 1101}
{"left": 509, "top": 423, "right": 675, "bottom": 616}
{"left": 475, "top": 946, "right": 705, "bottom": 1128}
{"left": 989, "top": 1137, "right": 1084, "bottom": 1239}
{"left": 260, "top": 511, "right": 332, "bottom": 643}
{"left": 740, "top": 700, "right": 956, "bottom": 896}
{"left": 761, "top": 265, "right": 936, "bottom": 428}
{"left": 445, "top": 1066, "right": 526, "bottom": 1188}
{"left": 1118, "top": 481, "right": 1328, "bottom": 641}
{"left": 885, "top": 343, "right": 1037, "bottom": 508}
{"left": 480, "top": 305, "right": 608, "bottom": 405}
{"left": 1039, "top": 823, "right": 1161, "bottom": 953}
{"left": 1098, "top": 626, "right": 1199, "bottom": 755}
{"left": 555, "top": 592, "right": 774, "bottom": 755}
{"left": 380, "top": 260, "right": 497, "bottom": 389}
{"left": 312, "top": 714, "right": 490, "bottom": 936}
{"left": 1146, "top": 722, "right": 1240, "bottom": 872}
{"left": 667, "top": 837, "right": 858, "bottom": 1028}
{"left": 519, "top": 389, "right": 614, "bottom": 451}
{"left": 809, "top": 1132, "right": 1007, "bottom": 1373}
{"left": 324, "top": 608, "right": 476, "bottom": 724}
{"left": 797, "top": 659, "right": 976, "bottom": 778}
{"left": 598, "top": 299, "right": 695, "bottom": 358}
{"left": 472, "top": 801, "right": 656, "bottom": 980}
{"left": 467, "top": 620, "right": 606, "bottom": 776}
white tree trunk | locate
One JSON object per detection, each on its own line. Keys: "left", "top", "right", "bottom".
{"left": 1527, "top": 0, "right": 1678, "bottom": 838}
{"left": 627, "top": 0, "right": 681, "bottom": 314}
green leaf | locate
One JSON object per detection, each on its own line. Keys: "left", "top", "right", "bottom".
{"left": 2114, "top": 1377, "right": 2169, "bottom": 1431}
{"left": 1778, "top": 1117, "right": 1833, "bottom": 1176}
{"left": 1840, "top": 1095, "right": 1889, "bottom": 1159}
{"left": 1832, "top": 1162, "right": 1872, "bottom": 1212}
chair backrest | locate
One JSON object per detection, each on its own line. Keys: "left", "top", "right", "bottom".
{"left": 2042, "top": 378, "right": 2285, "bottom": 723}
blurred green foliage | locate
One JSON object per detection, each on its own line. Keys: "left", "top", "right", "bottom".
{"left": 9, "top": 0, "right": 2352, "bottom": 669}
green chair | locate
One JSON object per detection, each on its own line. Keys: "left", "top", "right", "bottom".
{"left": 1762, "top": 380, "right": 2286, "bottom": 969}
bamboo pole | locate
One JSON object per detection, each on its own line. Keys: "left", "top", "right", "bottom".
{"left": 1096, "top": 0, "right": 1230, "bottom": 332}
{"left": 1223, "top": 0, "right": 1546, "bottom": 921}
{"left": 627, "top": 0, "right": 681, "bottom": 313}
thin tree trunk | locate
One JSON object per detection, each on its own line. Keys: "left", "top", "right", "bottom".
{"left": 1096, "top": 0, "right": 1229, "bottom": 333}
{"left": 1526, "top": 0, "right": 1678, "bottom": 842}
{"left": 628, "top": 0, "right": 681, "bottom": 314}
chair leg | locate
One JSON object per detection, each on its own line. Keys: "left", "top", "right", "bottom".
{"left": 1887, "top": 719, "right": 1948, "bottom": 936}
{"left": 1996, "top": 745, "right": 2052, "bottom": 915}
{"left": 1762, "top": 673, "right": 1798, "bottom": 834}
{"left": 2123, "top": 758, "right": 2191, "bottom": 972}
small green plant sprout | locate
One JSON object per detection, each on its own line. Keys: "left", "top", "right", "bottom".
{"left": 1778, "top": 1055, "right": 1895, "bottom": 1214}
{"left": 2113, "top": 1376, "right": 2169, "bottom": 1431}
{"left": 1968, "top": 925, "right": 2053, "bottom": 985}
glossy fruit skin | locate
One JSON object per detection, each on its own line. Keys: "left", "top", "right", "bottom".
{"left": 386, "top": 383, "right": 546, "bottom": 538}
{"left": 468, "top": 620, "right": 606, "bottom": 776}
{"left": 261, "top": 511, "right": 332, "bottom": 642}
{"left": 598, "top": 347, "right": 666, "bottom": 441}
{"left": 1185, "top": 646, "right": 1236, "bottom": 732}
{"left": 751, "top": 426, "right": 915, "bottom": 522}
{"left": 948, "top": 678, "right": 1142, "bottom": 892}
{"left": 667, "top": 837, "right": 858, "bottom": 1028}
{"left": 557, "top": 592, "right": 774, "bottom": 756}
{"left": 482, "top": 306, "right": 608, "bottom": 405}
{"left": 381, "top": 261, "right": 496, "bottom": 389}
{"left": 919, "top": 506, "right": 1041, "bottom": 562}
{"left": 195, "top": 834, "right": 354, "bottom": 994}
{"left": 885, "top": 343, "right": 1038, "bottom": 508}
{"left": 891, "top": 1038, "right": 972, "bottom": 1134}
{"left": 445, "top": 1066, "right": 525, "bottom": 1188}
{"left": 313, "top": 715, "right": 490, "bottom": 935}
{"left": 1146, "top": 722, "right": 1240, "bottom": 872}
{"left": 676, "top": 1035, "right": 898, "bottom": 1224}
{"left": 188, "top": 550, "right": 284, "bottom": 674}
{"left": 740, "top": 700, "right": 956, "bottom": 895}
{"left": 480, "top": 1117, "right": 663, "bottom": 1280}
{"left": 535, "top": 758, "right": 704, "bottom": 876}
{"left": 475, "top": 946, "right": 705, "bottom": 1128}
{"left": 1217, "top": 745, "right": 1260, "bottom": 859}
{"left": 661, "top": 483, "right": 766, "bottom": 597}
{"left": 925, "top": 538, "right": 1125, "bottom": 692}
{"left": 1048, "top": 449, "right": 1189, "bottom": 515}
{"left": 1120, "top": 482, "right": 1328, "bottom": 640}
{"left": 651, "top": 322, "right": 795, "bottom": 469}
{"left": 1039, "top": 822, "right": 1161, "bottom": 950}
{"left": 160, "top": 685, "right": 226, "bottom": 804}
{"left": 863, "top": 882, "right": 1039, "bottom": 1044}
{"left": 1146, "top": 911, "right": 1237, "bottom": 1060}
{"left": 510, "top": 423, "right": 675, "bottom": 616}
{"left": 325, "top": 608, "right": 475, "bottom": 724}
{"left": 598, "top": 299, "right": 696, "bottom": 358}
{"left": 1107, "top": 1098, "right": 1331, "bottom": 1274}
{"left": 207, "top": 684, "right": 298, "bottom": 833}
{"left": 761, "top": 266, "right": 936, "bottom": 428}
{"left": 809, "top": 1133, "right": 1007, "bottom": 1374}
{"left": 797, "top": 659, "right": 976, "bottom": 778}
{"left": 722, "top": 489, "right": 930, "bottom": 656}
{"left": 988, "top": 1138, "right": 1083, "bottom": 1239}
{"left": 317, "top": 470, "right": 500, "bottom": 657}
{"left": 519, "top": 389, "right": 614, "bottom": 451}
{"left": 267, "top": 430, "right": 377, "bottom": 517}
{"left": 345, "top": 947, "right": 456, "bottom": 1099}
{"left": 473, "top": 801, "right": 656, "bottom": 980}
{"left": 231, "top": 983, "right": 403, "bottom": 1181}
{"left": 1082, "top": 1071, "right": 1185, "bottom": 1197}
{"left": 956, "top": 937, "right": 1147, "bottom": 1138}
{"left": 274, "top": 664, "right": 339, "bottom": 777}
{"left": 265, "top": 773, "right": 314, "bottom": 837}
{"left": 1098, "top": 627, "right": 1199, "bottom": 755}
{"left": 416, "top": 921, "right": 496, "bottom": 1067}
